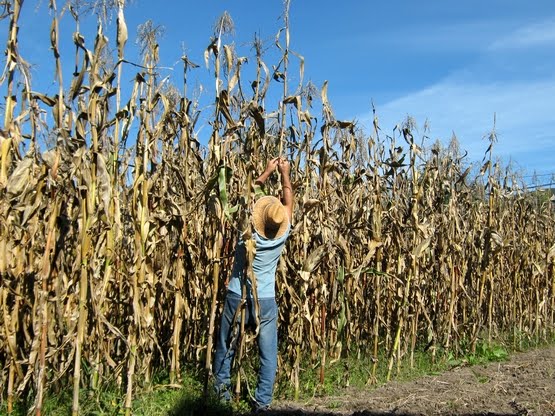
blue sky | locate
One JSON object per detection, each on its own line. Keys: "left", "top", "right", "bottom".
{"left": 5, "top": 0, "right": 555, "bottom": 182}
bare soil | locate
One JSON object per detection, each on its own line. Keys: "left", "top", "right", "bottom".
{"left": 269, "top": 346, "right": 555, "bottom": 416}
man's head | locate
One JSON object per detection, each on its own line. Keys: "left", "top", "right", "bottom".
{"left": 253, "top": 196, "right": 289, "bottom": 239}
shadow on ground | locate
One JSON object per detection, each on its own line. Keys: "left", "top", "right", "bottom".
{"left": 168, "top": 397, "right": 518, "bottom": 416}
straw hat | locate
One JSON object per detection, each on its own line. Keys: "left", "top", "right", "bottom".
{"left": 252, "top": 196, "right": 289, "bottom": 239}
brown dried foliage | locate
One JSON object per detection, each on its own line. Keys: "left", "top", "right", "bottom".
{"left": 0, "top": 3, "right": 554, "bottom": 414}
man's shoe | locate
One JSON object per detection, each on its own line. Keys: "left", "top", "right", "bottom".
{"left": 213, "top": 384, "right": 231, "bottom": 404}
{"left": 251, "top": 401, "right": 270, "bottom": 414}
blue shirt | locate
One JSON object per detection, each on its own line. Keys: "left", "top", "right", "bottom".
{"left": 227, "top": 225, "right": 290, "bottom": 299}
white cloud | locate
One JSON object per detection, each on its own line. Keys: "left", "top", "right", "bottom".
{"left": 364, "top": 18, "right": 543, "bottom": 55}
{"left": 359, "top": 78, "right": 555, "bottom": 172}
{"left": 488, "top": 18, "right": 555, "bottom": 50}
{"left": 354, "top": 15, "right": 555, "bottom": 175}
{"left": 354, "top": 20, "right": 504, "bottom": 54}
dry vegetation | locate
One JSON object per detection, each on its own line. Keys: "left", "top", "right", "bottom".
{"left": 1, "top": 1, "right": 554, "bottom": 415}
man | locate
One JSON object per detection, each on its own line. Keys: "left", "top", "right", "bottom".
{"left": 213, "top": 157, "right": 294, "bottom": 412}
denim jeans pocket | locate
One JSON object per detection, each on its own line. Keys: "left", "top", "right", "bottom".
{"left": 258, "top": 298, "right": 277, "bottom": 321}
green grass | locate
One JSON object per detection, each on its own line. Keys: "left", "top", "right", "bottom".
{"left": 1, "top": 369, "right": 241, "bottom": 416}
{"left": 275, "top": 333, "right": 555, "bottom": 403}
{"left": 273, "top": 347, "right": 450, "bottom": 401}
{"left": 2, "top": 334, "right": 554, "bottom": 415}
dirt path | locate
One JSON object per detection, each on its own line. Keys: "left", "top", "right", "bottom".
{"left": 270, "top": 346, "right": 555, "bottom": 416}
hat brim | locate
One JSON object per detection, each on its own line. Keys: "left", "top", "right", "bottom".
{"left": 252, "top": 196, "right": 289, "bottom": 240}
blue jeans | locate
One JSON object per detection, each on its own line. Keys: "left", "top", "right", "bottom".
{"left": 213, "top": 291, "right": 278, "bottom": 407}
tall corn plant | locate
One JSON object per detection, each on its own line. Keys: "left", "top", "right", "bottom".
{"left": 1, "top": 1, "right": 555, "bottom": 414}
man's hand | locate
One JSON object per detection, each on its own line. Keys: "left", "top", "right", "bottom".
{"left": 264, "top": 158, "right": 279, "bottom": 175}
{"left": 277, "top": 158, "right": 290, "bottom": 177}
{"left": 255, "top": 158, "right": 279, "bottom": 186}
{"left": 277, "top": 158, "right": 293, "bottom": 221}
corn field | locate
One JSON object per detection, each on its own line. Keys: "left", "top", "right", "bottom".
{"left": 1, "top": 1, "right": 554, "bottom": 415}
